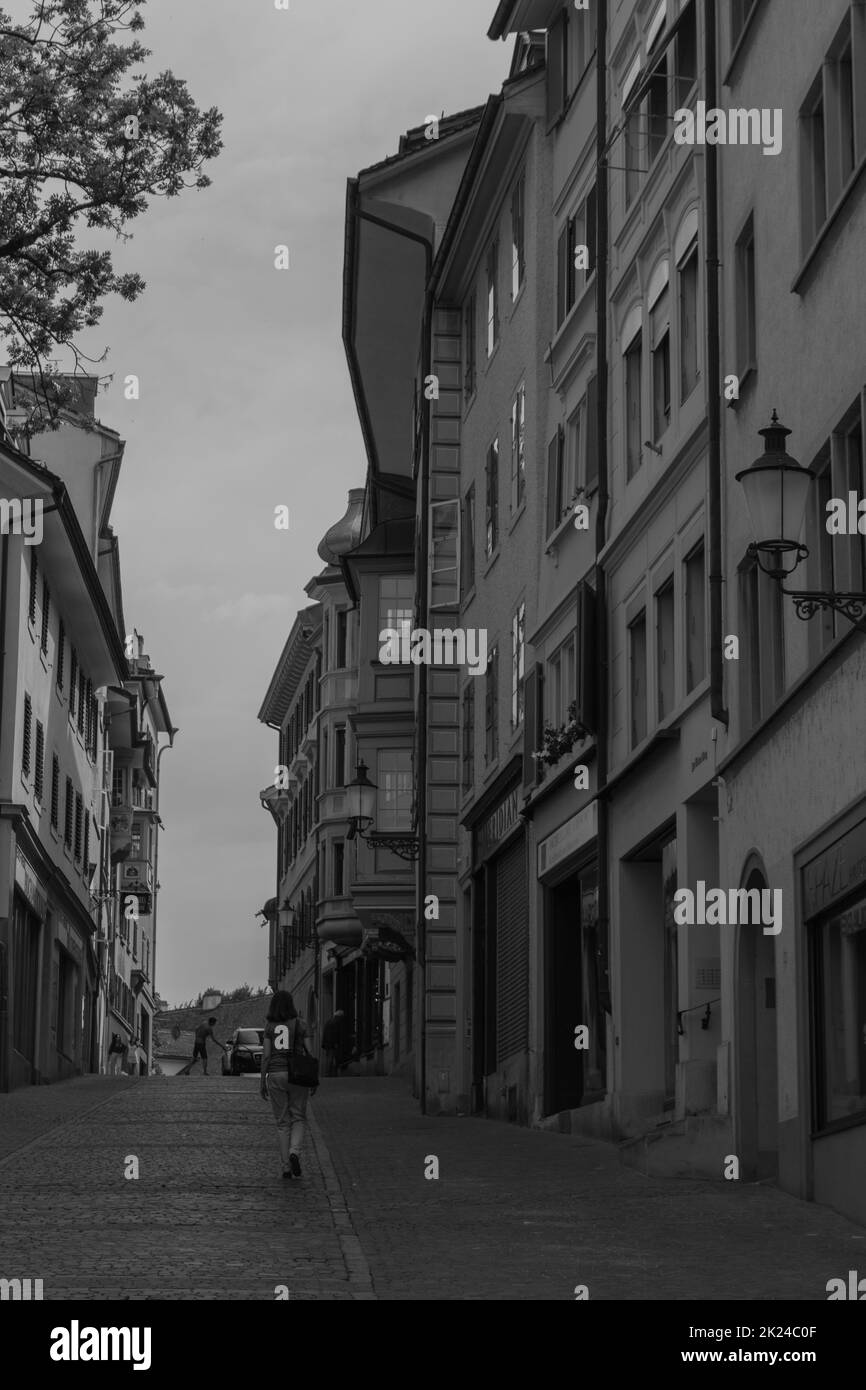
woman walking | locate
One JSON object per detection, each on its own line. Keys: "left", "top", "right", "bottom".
{"left": 260, "top": 990, "right": 315, "bottom": 1179}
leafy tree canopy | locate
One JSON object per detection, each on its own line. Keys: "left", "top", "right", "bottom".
{"left": 0, "top": 0, "right": 222, "bottom": 425}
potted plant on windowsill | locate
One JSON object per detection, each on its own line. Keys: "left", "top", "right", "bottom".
{"left": 532, "top": 702, "right": 588, "bottom": 769}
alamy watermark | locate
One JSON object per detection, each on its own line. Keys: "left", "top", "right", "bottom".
{"left": 674, "top": 101, "right": 782, "bottom": 157}
{"left": 379, "top": 625, "right": 487, "bottom": 675}
{"left": 0, "top": 498, "right": 42, "bottom": 545}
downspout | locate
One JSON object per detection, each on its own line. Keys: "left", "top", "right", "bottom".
{"left": 354, "top": 205, "right": 434, "bottom": 1112}
{"left": 152, "top": 728, "right": 177, "bottom": 1032}
{"left": 705, "top": 0, "right": 728, "bottom": 727}
{"left": 0, "top": 530, "right": 7, "bottom": 1091}
{"left": 595, "top": 0, "right": 612, "bottom": 1015}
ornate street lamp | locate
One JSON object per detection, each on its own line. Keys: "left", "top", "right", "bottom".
{"left": 346, "top": 760, "right": 419, "bottom": 862}
{"left": 736, "top": 412, "right": 866, "bottom": 633}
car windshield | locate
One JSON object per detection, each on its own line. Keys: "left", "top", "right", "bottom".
{"left": 236, "top": 1030, "right": 262, "bottom": 1046}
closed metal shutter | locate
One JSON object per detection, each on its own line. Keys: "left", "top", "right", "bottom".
{"left": 496, "top": 833, "right": 528, "bottom": 1065}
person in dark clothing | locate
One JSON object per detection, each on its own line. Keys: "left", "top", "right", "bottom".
{"left": 321, "top": 1009, "right": 346, "bottom": 1077}
{"left": 260, "top": 990, "right": 317, "bottom": 1179}
{"left": 180, "top": 1017, "right": 226, "bottom": 1076}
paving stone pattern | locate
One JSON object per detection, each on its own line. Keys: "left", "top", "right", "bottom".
{"left": 0, "top": 1074, "right": 863, "bottom": 1300}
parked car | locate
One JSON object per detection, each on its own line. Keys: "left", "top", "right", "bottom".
{"left": 221, "top": 1027, "right": 265, "bottom": 1075}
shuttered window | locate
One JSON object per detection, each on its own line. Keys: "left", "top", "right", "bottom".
{"left": 496, "top": 834, "right": 529, "bottom": 1066}
{"left": 64, "top": 776, "right": 73, "bottom": 848}
{"left": 40, "top": 579, "right": 50, "bottom": 654}
{"left": 22, "top": 693, "right": 32, "bottom": 777}
{"left": 51, "top": 754, "right": 60, "bottom": 829}
{"left": 34, "top": 720, "right": 44, "bottom": 801}
{"left": 74, "top": 792, "right": 83, "bottom": 862}
{"left": 70, "top": 651, "right": 78, "bottom": 721}
{"left": 28, "top": 551, "right": 38, "bottom": 625}
{"left": 546, "top": 427, "right": 564, "bottom": 536}
{"left": 56, "top": 621, "right": 65, "bottom": 691}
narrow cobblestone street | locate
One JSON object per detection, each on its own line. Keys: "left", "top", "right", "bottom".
{"left": 1, "top": 1074, "right": 864, "bottom": 1301}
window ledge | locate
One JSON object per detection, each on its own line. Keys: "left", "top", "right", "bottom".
{"left": 484, "top": 340, "right": 500, "bottom": 374}
{"left": 508, "top": 501, "right": 527, "bottom": 536}
{"left": 508, "top": 280, "right": 526, "bottom": 319}
{"left": 726, "top": 363, "right": 757, "bottom": 409}
{"left": 792, "top": 154, "right": 866, "bottom": 295}
{"left": 461, "top": 583, "right": 477, "bottom": 611}
{"left": 483, "top": 549, "right": 500, "bottom": 579}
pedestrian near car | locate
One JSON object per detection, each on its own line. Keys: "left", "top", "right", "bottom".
{"left": 180, "top": 1017, "right": 226, "bottom": 1076}
{"left": 107, "top": 1032, "right": 126, "bottom": 1076}
{"left": 260, "top": 990, "right": 317, "bottom": 1179}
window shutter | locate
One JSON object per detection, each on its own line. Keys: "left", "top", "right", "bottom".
{"left": 546, "top": 9, "right": 568, "bottom": 128}
{"left": 585, "top": 374, "right": 599, "bottom": 492}
{"left": 576, "top": 581, "right": 598, "bottom": 733}
{"left": 546, "top": 432, "right": 560, "bottom": 536}
{"left": 556, "top": 225, "right": 568, "bottom": 328}
{"left": 522, "top": 663, "right": 544, "bottom": 788}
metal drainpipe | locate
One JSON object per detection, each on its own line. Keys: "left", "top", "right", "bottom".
{"left": 705, "top": 0, "right": 729, "bottom": 727}
{"left": 0, "top": 530, "right": 7, "bottom": 1091}
{"left": 595, "top": 0, "right": 613, "bottom": 1015}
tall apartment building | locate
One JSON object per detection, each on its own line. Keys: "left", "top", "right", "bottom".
{"left": 0, "top": 376, "right": 129, "bottom": 1090}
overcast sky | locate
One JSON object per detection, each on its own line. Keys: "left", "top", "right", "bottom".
{"left": 75, "top": 0, "right": 509, "bottom": 1006}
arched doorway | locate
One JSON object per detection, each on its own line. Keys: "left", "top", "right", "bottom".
{"left": 735, "top": 859, "right": 779, "bottom": 1179}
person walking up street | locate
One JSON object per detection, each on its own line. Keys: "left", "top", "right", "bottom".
{"left": 260, "top": 990, "right": 316, "bottom": 1179}
{"left": 180, "top": 1017, "right": 226, "bottom": 1076}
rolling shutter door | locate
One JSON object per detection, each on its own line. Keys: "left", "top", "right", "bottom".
{"left": 496, "top": 834, "right": 528, "bottom": 1066}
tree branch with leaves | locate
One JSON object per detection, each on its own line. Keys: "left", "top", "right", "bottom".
{"left": 0, "top": 0, "right": 222, "bottom": 429}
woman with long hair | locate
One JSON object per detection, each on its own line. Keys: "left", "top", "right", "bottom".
{"left": 260, "top": 990, "right": 315, "bottom": 1179}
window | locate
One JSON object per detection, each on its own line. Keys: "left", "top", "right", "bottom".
{"left": 77, "top": 668, "right": 86, "bottom": 734}
{"left": 22, "top": 692, "right": 32, "bottom": 777}
{"left": 112, "top": 766, "right": 124, "bottom": 806}
{"left": 336, "top": 609, "right": 348, "bottom": 668}
{"left": 800, "top": 12, "right": 865, "bottom": 256}
{"left": 585, "top": 374, "right": 599, "bottom": 494}
{"left": 56, "top": 621, "right": 65, "bottom": 691}
{"left": 625, "top": 331, "right": 643, "bottom": 479}
{"left": 464, "top": 294, "right": 476, "bottom": 398}
{"left": 333, "top": 841, "right": 344, "bottom": 896}
{"left": 131, "top": 821, "right": 142, "bottom": 859}
{"left": 556, "top": 186, "right": 596, "bottom": 330}
{"left": 735, "top": 215, "right": 756, "bottom": 378}
{"left": 624, "top": 105, "right": 643, "bottom": 209}
{"left": 651, "top": 290, "right": 671, "bottom": 442}
{"left": 69, "top": 650, "right": 78, "bottom": 722}
{"left": 376, "top": 749, "right": 412, "bottom": 833}
{"left": 679, "top": 243, "right": 699, "bottom": 401}
{"left": 834, "top": 412, "right": 866, "bottom": 600}
{"left": 34, "top": 720, "right": 44, "bottom": 801}
{"left": 511, "top": 176, "right": 525, "bottom": 300}
{"left": 64, "top": 776, "right": 73, "bottom": 848}
{"left": 485, "top": 438, "right": 499, "bottom": 557}
{"left": 648, "top": 49, "right": 668, "bottom": 165}
{"left": 801, "top": 78, "right": 827, "bottom": 253}
{"left": 378, "top": 576, "right": 414, "bottom": 642}
{"left": 485, "top": 646, "right": 499, "bottom": 763}
{"left": 674, "top": 0, "right": 698, "bottom": 108}
{"left": 486, "top": 239, "right": 499, "bottom": 357}
{"left": 740, "top": 553, "right": 785, "bottom": 730}
{"left": 684, "top": 542, "right": 707, "bottom": 692}
{"left": 430, "top": 500, "right": 460, "bottom": 608}
{"left": 83, "top": 811, "right": 89, "bottom": 876}
{"left": 656, "top": 580, "right": 675, "bottom": 722}
{"left": 40, "top": 579, "right": 49, "bottom": 654}
{"left": 629, "top": 611, "right": 648, "bottom": 748}
{"left": 28, "top": 550, "right": 37, "bottom": 625}
{"left": 51, "top": 754, "right": 60, "bottom": 829}
{"left": 546, "top": 5, "right": 569, "bottom": 128}
{"left": 546, "top": 427, "right": 565, "bottom": 537}
{"left": 335, "top": 726, "right": 346, "bottom": 788}
{"left": 547, "top": 634, "right": 576, "bottom": 726}
{"left": 566, "top": 402, "right": 582, "bottom": 511}
{"left": 511, "top": 602, "right": 525, "bottom": 729}
{"left": 510, "top": 383, "right": 526, "bottom": 513}
{"left": 322, "top": 611, "right": 329, "bottom": 673}
{"left": 462, "top": 485, "right": 476, "bottom": 595}
{"left": 462, "top": 682, "right": 474, "bottom": 793}
{"left": 813, "top": 894, "right": 866, "bottom": 1128}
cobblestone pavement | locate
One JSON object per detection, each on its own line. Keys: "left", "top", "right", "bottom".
{"left": 0, "top": 1073, "right": 863, "bottom": 1300}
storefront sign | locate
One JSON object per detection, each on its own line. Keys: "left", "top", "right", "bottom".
{"left": 803, "top": 815, "right": 866, "bottom": 919}
{"left": 15, "top": 848, "right": 47, "bottom": 919}
{"left": 477, "top": 785, "right": 521, "bottom": 858}
{"left": 538, "top": 801, "right": 598, "bottom": 878}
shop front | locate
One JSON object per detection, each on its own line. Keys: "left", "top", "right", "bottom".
{"left": 537, "top": 800, "right": 607, "bottom": 1127}
{"left": 798, "top": 802, "right": 866, "bottom": 1227}
{"left": 467, "top": 760, "right": 530, "bottom": 1124}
